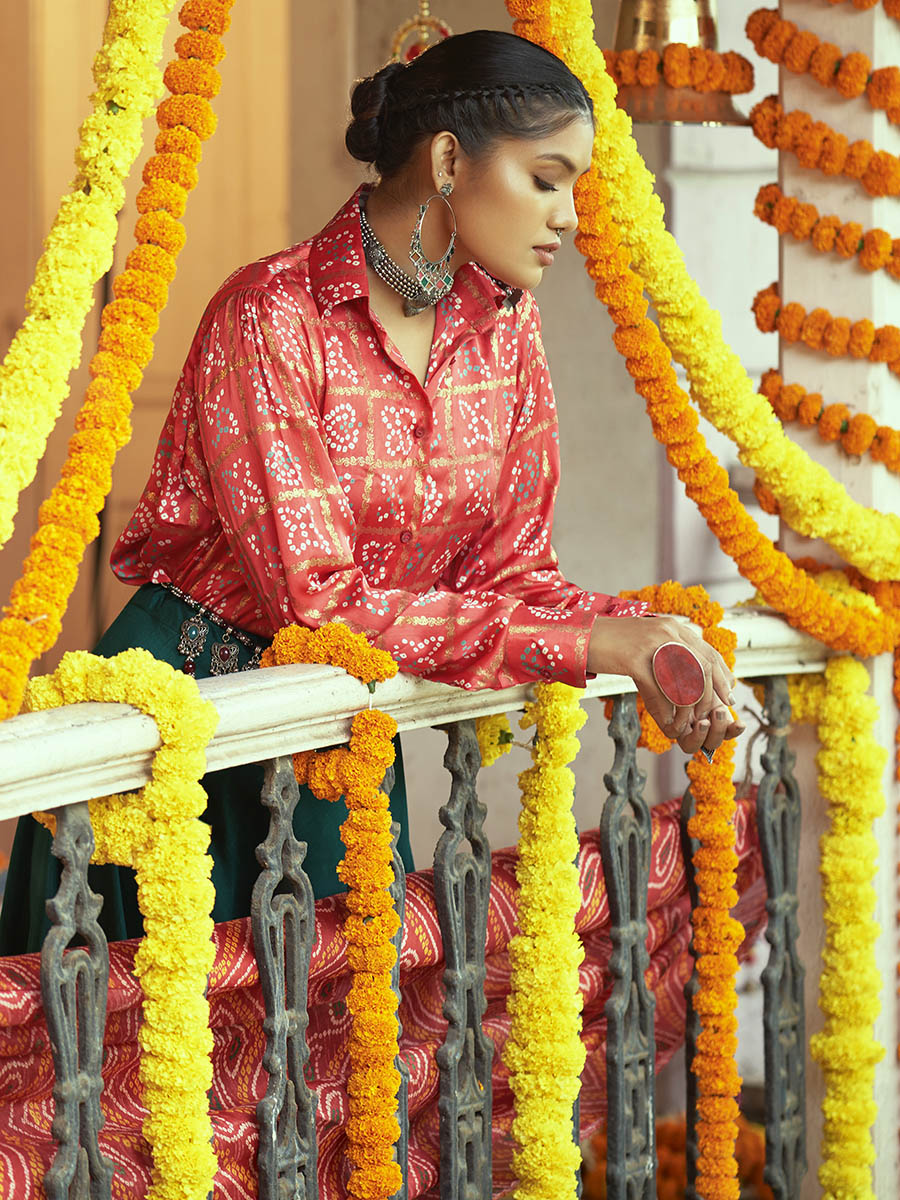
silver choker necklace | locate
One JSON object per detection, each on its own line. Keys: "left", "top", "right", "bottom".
{"left": 359, "top": 201, "right": 437, "bottom": 317}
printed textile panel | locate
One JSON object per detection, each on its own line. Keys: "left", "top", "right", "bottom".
{"left": 0, "top": 796, "right": 765, "bottom": 1198}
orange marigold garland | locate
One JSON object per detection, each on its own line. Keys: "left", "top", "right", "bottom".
{"left": 262, "top": 622, "right": 403, "bottom": 1200}
{"left": 758, "top": 369, "right": 900, "bottom": 472}
{"left": 602, "top": 44, "right": 754, "bottom": 95}
{"left": 754, "top": 183, "right": 900, "bottom": 280}
{"left": 749, "top": 94, "right": 900, "bottom": 197}
{"left": 746, "top": 8, "right": 900, "bottom": 122}
{"left": 0, "top": 0, "right": 234, "bottom": 723}
{"left": 506, "top": 0, "right": 898, "bottom": 662}
{"left": 617, "top": 582, "right": 743, "bottom": 1200}
{"left": 752, "top": 282, "right": 900, "bottom": 374}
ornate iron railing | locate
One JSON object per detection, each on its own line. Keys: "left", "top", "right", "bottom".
{"left": 0, "top": 610, "right": 826, "bottom": 1198}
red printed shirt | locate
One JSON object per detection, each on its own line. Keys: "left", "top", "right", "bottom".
{"left": 112, "top": 186, "right": 647, "bottom": 689}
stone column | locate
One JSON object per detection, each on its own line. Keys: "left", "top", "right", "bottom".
{"left": 778, "top": 3, "right": 900, "bottom": 1195}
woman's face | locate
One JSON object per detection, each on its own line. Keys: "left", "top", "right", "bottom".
{"left": 446, "top": 116, "right": 595, "bottom": 290}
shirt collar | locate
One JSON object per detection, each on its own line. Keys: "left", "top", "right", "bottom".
{"left": 307, "top": 184, "right": 522, "bottom": 330}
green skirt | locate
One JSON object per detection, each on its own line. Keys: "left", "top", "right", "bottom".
{"left": 0, "top": 583, "right": 413, "bottom": 956}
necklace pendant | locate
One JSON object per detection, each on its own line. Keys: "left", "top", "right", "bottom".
{"left": 210, "top": 638, "right": 240, "bottom": 675}
{"left": 177, "top": 615, "right": 208, "bottom": 662}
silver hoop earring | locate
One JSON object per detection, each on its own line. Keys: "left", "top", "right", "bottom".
{"left": 407, "top": 181, "right": 456, "bottom": 314}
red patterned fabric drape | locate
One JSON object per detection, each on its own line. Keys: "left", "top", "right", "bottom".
{"left": 0, "top": 796, "right": 765, "bottom": 1198}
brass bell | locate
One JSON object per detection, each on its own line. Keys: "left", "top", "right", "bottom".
{"left": 610, "top": 0, "right": 750, "bottom": 126}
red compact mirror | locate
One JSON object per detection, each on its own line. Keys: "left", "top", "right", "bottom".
{"left": 651, "top": 642, "right": 706, "bottom": 707}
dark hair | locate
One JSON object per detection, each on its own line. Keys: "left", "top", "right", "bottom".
{"left": 345, "top": 30, "right": 593, "bottom": 177}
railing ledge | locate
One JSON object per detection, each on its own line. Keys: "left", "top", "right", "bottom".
{"left": 0, "top": 608, "right": 827, "bottom": 820}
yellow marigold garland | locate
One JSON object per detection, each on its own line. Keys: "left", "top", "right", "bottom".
{"left": 787, "top": 659, "right": 886, "bottom": 1200}
{"left": 262, "top": 622, "right": 402, "bottom": 1200}
{"left": 746, "top": 8, "right": 900, "bottom": 122}
{"left": 0, "top": 0, "right": 234, "bottom": 724}
{"left": 507, "top": 0, "right": 900, "bottom": 593}
{"left": 758, "top": 369, "right": 900, "bottom": 473}
{"left": 0, "top": 0, "right": 175, "bottom": 553}
{"left": 754, "top": 183, "right": 900, "bottom": 280}
{"left": 26, "top": 649, "right": 219, "bottom": 1200}
{"left": 504, "top": 681, "right": 587, "bottom": 1200}
{"left": 601, "top": 44, "right": 754, "bottom": 95}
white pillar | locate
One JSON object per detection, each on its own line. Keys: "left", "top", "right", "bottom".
{"left": 778, "top": 4, "right": 900, "bottom": 1195}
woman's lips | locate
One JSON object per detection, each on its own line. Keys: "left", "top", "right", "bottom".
{"left": 533, "top": 246, "right": 558, "bottom": 267}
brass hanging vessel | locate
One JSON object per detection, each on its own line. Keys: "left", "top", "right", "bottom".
{"left": 611, "top": 0, "right": 749, "bottom": 126}
{"left": 390, "top": 0, "right": 452, "bottom": 63}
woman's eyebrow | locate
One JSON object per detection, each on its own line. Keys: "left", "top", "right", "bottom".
{"left": 535, "top": 152, "right": 590, "bottom": 176}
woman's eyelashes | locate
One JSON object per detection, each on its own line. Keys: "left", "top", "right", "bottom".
{"left": 533, "top": 176, "right": 558, "bottom": 192}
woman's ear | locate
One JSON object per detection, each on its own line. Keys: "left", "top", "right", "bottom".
{"left": 429, "top": 130, "right": 461, "bottom": 190}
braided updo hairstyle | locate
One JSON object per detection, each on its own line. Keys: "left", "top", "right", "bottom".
{"left": 345, "top": 30, "right": 593, "bottom": 178}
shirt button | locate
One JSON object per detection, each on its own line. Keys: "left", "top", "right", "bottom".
{"left": 413, "top": 425, "right": 427, "bottom": 440}
{"left": 399, "top": 530, "right": 412, "bottom": 544}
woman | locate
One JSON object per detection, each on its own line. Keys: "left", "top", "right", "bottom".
{"left": 0, "top": 30, "right": 741, "bottom": 955}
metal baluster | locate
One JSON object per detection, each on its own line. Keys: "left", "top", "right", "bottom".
{"left": 601, "top": 694, "right": 656, "bottom": 1200}
{"left": 758, "top": 676, "right": 807, "bottom": 1198}
{"left": 251, "top": 756, "right": 318, "bottom": 1200}
{"left": 433, "top": 720, "right": 492, "bottom": 1200}
{"left": 389, "top": 790, "right": 411, "bottom": 1199}
{"left": 41, "top": 801, "right": 115, "bottom": 1200}
{"left": 679, "top": 788, "right": 701, "bottom": 1200}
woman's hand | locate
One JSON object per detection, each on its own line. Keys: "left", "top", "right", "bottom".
{"left": 587, "top": 615, "right": 745, "bottom": 757}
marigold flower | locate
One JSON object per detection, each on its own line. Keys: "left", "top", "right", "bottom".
{"left": 163, "top": 58, "right": 222, "bottom": 100}
{"left": 179, "top": 0, "right": 232, "bottom": 35}
{"left": 174, "top": 28, "right": 226, "bottom": 65}
{"left": 842, "top": 413, "right": 878, "bottom": 456}
{"left": 867, "top": 66, "right": 900, "bottom": 111}
{"left": 810, "top": 214, "right": 839, "bottom": 251}
{"left": 822, "top": 317, "right": 851, "bottom": 356}
{"left": 156, "top": 94, "right": 217, "bottom": 140}
{"left": 835, "top": 52, "right": 870, "bottom": 99}
{"left": 848, "top": 320, "right": 875, "bottom": 358}
{"left": 809, "top": 41, "right": 842, "bottom": 85}
{"left": 801, "top": 308, "right": 830, "bottom": 347}
{"left": 143, "top": 152, "right": 199, "bottom": 192}
{"left": 783, "top": 30, "right": 818, "bottom": 74}
{"left": 136, "top": 178, "right": 188, "bottom": 219}
{"left": 862, "top": 149, "right": 900, "bottom": 197}
{"left": 818, "top": 404, "right": 850, "bottom": 441}
{"left": 835, "top": 221, "right": 863, "bottom": 258}
{"left": 871, "top": 325, "right": 900, "bottom": 362}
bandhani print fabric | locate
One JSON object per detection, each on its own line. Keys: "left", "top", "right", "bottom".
{"left": 0, "top": 796, "right": 765, "bottom": 1198}
{"left": 110, "top": 186, "right": 647, "bottom": 692}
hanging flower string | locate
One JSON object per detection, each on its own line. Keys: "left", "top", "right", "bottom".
{"left": 262, "top": 623, "right": 403, "bottom": 1200}
{"left": 754, "top": 183, "right": 900, "bottom": 280}
{"left": 746, "top": 8, "right": 900, "bottom": 122}
{"left": 750, "top": 94, "right": 900, "bottom": 198}
{"left": 0, "top": 0, "right": 175, "bottom": 552}
{"left": 0, "top": 0, "right": 235, "bottom": 724}
{"left": 757, "top": 370, "right": 900, "bottom": 473}
{"left": 506, "top": 0, "right": 900, "bottom": 594}
{"left": 787, "top": 660, "right": 886, "bottom": 1200}
{"left": 27, "top": 649, "right": 219, "bottom": 1200}
{"left": 602, "top": 44, "right": 754, "bottom": 95}
{"left": 753, "top": 282, "right": 900, "bottom": 375}
{"left": 504, "top": 682, "right": 587, "bottom": 1200}
{"left": 616, "top": 582, "right": 743, "bottom": 1199}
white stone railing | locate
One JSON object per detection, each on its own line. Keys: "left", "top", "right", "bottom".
{"left": 0, "top": 608, "right": 826, "bottom": 818}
